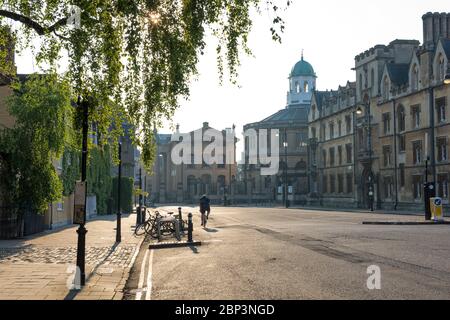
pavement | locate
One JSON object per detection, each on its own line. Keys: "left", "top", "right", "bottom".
{"left": 124, "top": 206, "right": 450, "bottom": 300}
{"left": 0, "top": 213, "right": 142, "bottom": 300}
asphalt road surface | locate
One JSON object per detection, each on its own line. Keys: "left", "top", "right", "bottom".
{"left": 124, "top": 206, "right": 450, "bottom": 300}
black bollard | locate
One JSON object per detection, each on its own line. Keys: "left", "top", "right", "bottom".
{"left": 187, "top": 213, "right": 193, "bottom": 243}
{"left": 178, "top": 207, "right": 183, "bottom": 231}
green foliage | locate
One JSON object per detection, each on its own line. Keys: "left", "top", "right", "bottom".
{"left": 0, "top": 0, "right": 290, "bottom": 172}
{"left": 61, "top": 147, "right": 81, "bottom": 196}
{"left": 111, "top": 176, "right": 133, "bottom": 214}
{"left": 0, "top": 74, "right": 73, "bottom": 212}
{"left": 87, "top": 144, "right": 112, "bottom": 215}
{"left": 0, "top": 25, "right": 15, "bottom": 78}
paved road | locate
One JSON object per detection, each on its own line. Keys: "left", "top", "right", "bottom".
{"left": 124, "top": 207, "right": 450, "bottom": 300}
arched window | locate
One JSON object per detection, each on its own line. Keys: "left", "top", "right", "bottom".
{"left": 295, "top": 81, "right": 300, "bottom": 93}
{"left": 304, "top": 81, "right": 309, "bottom": 93}
{"left": 383, "top": 76, "right": 389, "bottom": 100}
{"left": 397, "top": 105, "right": 406, "bottom": 132}
{"left": 411, "top": 64, "right": 419, "bottom": 91}
{"left": 311, "top": 105, "right": 316, "bottom": 119}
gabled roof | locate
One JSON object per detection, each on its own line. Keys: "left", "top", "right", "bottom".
{"left": 259, "top": 106, "right": 308, "bottom": 123}
{"left": 386, "top": 63, "right": 410, "bottom": 86}
{"left": 440, "top": 38, "right": 450, "bottom": 59}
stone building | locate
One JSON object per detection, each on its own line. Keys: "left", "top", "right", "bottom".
{"left": 367, "top": 12, "right": 450, "bottom": 211}
{"left": 148, "top": 122, "right": 237, "bottom": 204}
{"left": 307, "top": 82, "right": 357, "bottom": 208}
{"left": 242, "top": 54, "right": 313, "bottom": 205}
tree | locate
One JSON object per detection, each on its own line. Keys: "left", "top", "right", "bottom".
{"left": 0, "top": 74, "right": 73, "bottom": 212}
{"left": 0, "top": 0, "right": 289, "bottom": 170}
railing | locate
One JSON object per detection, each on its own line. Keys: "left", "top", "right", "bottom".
{"left": 0, "top": 206, "right": 45, "bottom": 239}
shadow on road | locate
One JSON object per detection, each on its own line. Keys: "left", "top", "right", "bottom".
{"left": 203, "top": 228, "right": 218, "bottom": 233}
{"left": 189, "top": 245, "right": 200, "bottom": 254}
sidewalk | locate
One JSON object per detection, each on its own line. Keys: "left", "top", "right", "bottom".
{"left": 0, "top": 214, "right": 143, "bottom": 300}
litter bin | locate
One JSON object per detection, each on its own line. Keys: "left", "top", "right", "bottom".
{"left": 430, "top": 197, "right": 444, "bottom": 221}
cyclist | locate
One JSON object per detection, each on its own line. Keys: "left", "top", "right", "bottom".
{"left": 199, "top": 194, "right": 211, "bottom": 227}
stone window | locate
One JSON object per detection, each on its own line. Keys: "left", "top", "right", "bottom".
{"left": 413, "top": 175, "right": 423, "bottom": 199}
{"left": 295, "top": 81, "right": 300, "bottom": 93}
{"left": 322, "top": 150, "right": 327, "bottom": 167}
{"left": 436, "top": 97, "right": 446, "bottom": 123}
{"left": 346, "top": 144, "right": 352, "bottom": 164}
{"left": 397, "top": 105, "right": 406, "bottom": 132}
{"left": 412, "top": 141, "right": 422, "bottom": 165}
{"left": 382, "top": 113, "right": 391, "bottom": 135}
{"left": 338, "top": 120, "right": 342, "bottom": 137}
{"left": 383, "top": 145, "right": 392, "bottom": 167}
{"left": 337, "top": 174, "right": 344, "bottom": 193}
{"left": 329, "top": 122, "right": 334, "bottom": 139}
{"left": 346, "top": 173, "right": 353, "bottom": 193}
{"left": 311, "top": 127, "right": 316, "bottom": 139}
{"left": 437, "top": 137, "right": 448, "bottom": 162}
{"left": 398, "top": 135, "right": 406, "bottom": 153}
{"left": 329, "top": 147, "right": 335, "bottom": 166}
{"left": 399, "top": 163, "right": 405, "bottom": 188}
{"left": 322, "top": 175, "right": 328, "bottom": 193}
{"left": 411, "top": 64, "right": 419, "bottom": 91}
{"left": 437, "top": 53, "right": 445, "bottom": 81}
{"left": 330, "top": 174, "right": 336, "bottom": 193}
{"left": 437, "top": 174, "right": 449, "bottom": 199}
{"left": 311, "top": 105, "right": 316, "bottom": 119}
{"left": 304, "top": 81, "right": 309, "bottom": 93}
{"left": 383, "top": 76, "right": 389, "bottom": 100}
{"left": 411, "top": 105, "right": 421, "bottom": 129}
{"left": 338, "top": 145, "right": 343, "bottom": 165}
{"left": 383, "top": 176, "right": 394, "bottom": 199}
{"left": 345, "top": 115, "right": 352, "bottom": 134}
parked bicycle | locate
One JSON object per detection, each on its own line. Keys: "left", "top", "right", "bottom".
{"left": 134, "top": 209, "right": 187, "bottom": 239}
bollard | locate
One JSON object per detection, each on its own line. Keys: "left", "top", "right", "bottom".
{"left": 178, "top": 207, "right": 183, "bottom": 232}
{"left": 187, "top": 213, "right": 193, "bottom": 243}
{"left": 156, "top": 215, "right": 161, "bottom": 242}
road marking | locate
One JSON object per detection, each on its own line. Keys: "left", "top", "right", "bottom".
{"left": 135, "top": 248, "right": 149, "bottom": 300}
{"left": 145, "top": 249, "right": 154, "bottom": 300}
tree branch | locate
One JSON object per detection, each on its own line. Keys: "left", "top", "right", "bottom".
{"left": 0, "top": 9, "right": 68, "bottom": 36}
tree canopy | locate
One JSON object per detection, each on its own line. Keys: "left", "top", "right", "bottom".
{"left": 0, "top": 0, "right": 289, "bottom": 170}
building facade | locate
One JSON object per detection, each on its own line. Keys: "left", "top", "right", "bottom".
{"left": 148, "top": 122, "right": 238, "bottom": 204}
{"left": 242, "top": 54, "right": 313, "bottom": 205}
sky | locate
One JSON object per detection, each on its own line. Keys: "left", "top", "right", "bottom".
{"left": 14, "top": 0, "right": 450, "bottom": 160}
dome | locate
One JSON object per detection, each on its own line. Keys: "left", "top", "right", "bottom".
{"left": 290, "top": 56, "right": 316, "bottom": 78}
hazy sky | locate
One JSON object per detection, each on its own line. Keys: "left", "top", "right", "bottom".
{"left": 14, "top": 0, "right": 450, "bottom": 159}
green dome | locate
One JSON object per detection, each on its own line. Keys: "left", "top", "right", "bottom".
{"left": 290, "top": 56, "right": 316, "bottom": 77}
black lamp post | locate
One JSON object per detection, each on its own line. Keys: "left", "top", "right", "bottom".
{"left": 356, "top": 101, "right": 374, "bottom": 212}
{"left": 76, "top": 96, "right": 89, "bottom": 286}
{"left": 283, "top": 129, "right": 288, "bottom": 208}
{"left": 116, "top": 140, "right": 122, "bottom": 243}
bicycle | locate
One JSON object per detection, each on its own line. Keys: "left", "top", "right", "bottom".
{"left": 134, "top": 210, "right": 159, "bottom": 237}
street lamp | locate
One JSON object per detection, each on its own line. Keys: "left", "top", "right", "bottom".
{"left": 357, "top": 102, "right": 374, "bottom": 212}
{"left": 283, "top": 129, "right": 288, "bottom": 208}
{"left": 116, "top": 140, "right": 122, "bottom": 243}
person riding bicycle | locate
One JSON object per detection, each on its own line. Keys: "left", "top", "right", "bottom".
{"left": 199, "top": 194, "right": 211, "bottom": 227}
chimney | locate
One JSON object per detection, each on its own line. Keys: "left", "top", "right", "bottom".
{"left": 202, "top": 122, "right": 209, "bottom": 128}
{"left": 422, "top": 12, "right": 450, "bottom": 49}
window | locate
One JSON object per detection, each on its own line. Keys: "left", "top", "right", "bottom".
{"left": 383, "top": 176, "right": 394, "bottom": 199}
{"left": 359, "top": 74, "right": 363, "bottom": 93}
{"left": 411, "top": 105, "right": 421, "bottom": 128}
{"left": 295, "top": 81, "right": 300, "bottom": 93}
{"left": 397, "top": 105, "right": 406, "bottom": 132}
{"left": 413, "top": 175, "right": 423, "bottom": 199}
{"left": 329, "top": 122, "right": 334, "bottom": 139}
{"left": 411, "top": 64, "right": 419, "bottom": 91}
{"left": 330, "top": 175, "right": 336, "bottom": 193}
{"left": 412, "top": 141, "right": 422, "bottom": 165}
{"left": 320, "top": 124, "right": 326, "bottom": 140}
{"left": 311, "top": 127, "right": 316, "bottom": 139}
{"left": 399, "top": 163, "right": 405, "bottom": 188}
{"left": 370, "top": 69, "right": 375, "bottom": 89}
{"left": 383, "top": 145, "right": 392, "bottom": 167}
{"left": 383, "top": 76, "right": 389, "bottom": 100}
{"left": 304, "top": 81, "right": 309, "bottom": 93}
{"left": 399, "top": 135, "right": 406, "bottom": 152}
{"left": 346, "top": 173, "right": 353, "bottom": 193}
{"left": 437, "top": 174, "right": 449, "bottom": 199}
{"left": 311, "top": 105, "right": 316, "bottom": 120}
{"left": 329, "top": 147, "right": 335, "bottom": 166}
{"left": 346, "top": 144, "right": 352, "bottom": 164}
{"left": 437, "top": 53, "right": 445, "bottom": 81}
{"left": 322, "top": 175, "right": 328, "bottom": 193}
{"left": 382, "top": 113, "right": 391, "bottom": 135}
{"left": 338, "top": 120, "right": 342, "bottom": 137}
{"left": 345, "top": 115, "right": 352, "bottom": 134}
{"left": 338, "top": 174, "right": 344, "bottom": 193}
{"left": 338, "top": 146, "right": 343, "bottom": 165}
{"left": 436, "top": 97, "right": 446, "bottom": 123}
{"left": 322, "top": 150, "right": 327, "bottom": 167}
{"left": 437, "top": 137, "right": 448, "bottom": 162}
